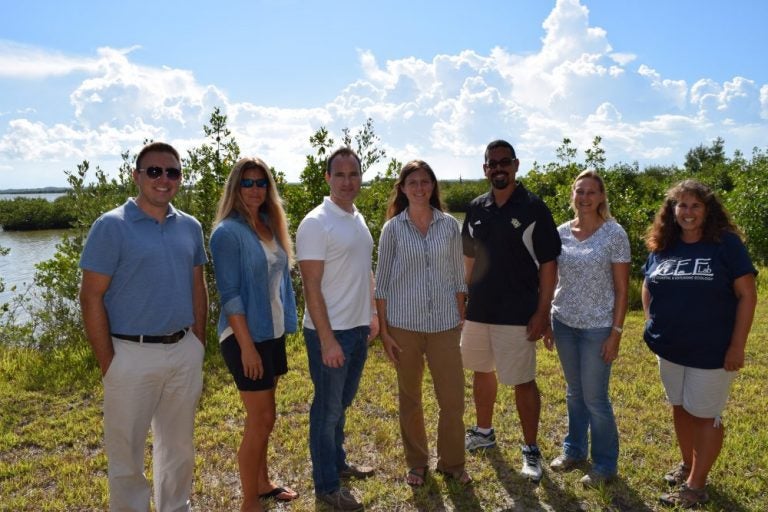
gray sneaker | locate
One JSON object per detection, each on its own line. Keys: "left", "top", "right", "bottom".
{"left": 317, "top": 487, "right": 363, "bottom": 511}
{"left": 580, "top": 471, "right": 615, "bottom": 488}
{"left": 663, "top": 462, "right": 690, "bottom": 487}
{"left": 521, "top": 444, "right": 543, "bottom": 482}
{"left": 550, "top": 454, "right": 586, "bottom": 472}
{"left": 465, "top": 426, "right": 496, "bottom": 451}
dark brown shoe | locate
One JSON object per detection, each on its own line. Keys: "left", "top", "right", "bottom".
{"left": 339, "top": 464, "right": 375, "bottom": 480}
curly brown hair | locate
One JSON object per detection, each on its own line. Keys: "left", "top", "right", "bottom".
{"left": 644, "top": 179, "right": 741, "bottom": 252}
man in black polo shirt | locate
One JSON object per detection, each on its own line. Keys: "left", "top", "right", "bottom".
{"left": 460, "top": 139, "right": 561, "bottom": 482}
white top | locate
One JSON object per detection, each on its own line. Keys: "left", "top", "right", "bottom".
{"left": 260, "top": 238, "right": 285, "bottom": 337}
{"left": 551, "top": 219, "right": 631, "bottom": 329}
{"left": 296, "top": 197, "right": 374, "bottom": 330}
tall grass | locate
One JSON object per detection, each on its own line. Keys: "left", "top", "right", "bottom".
{"left": 1, "top": 295, "right": 766, "bottom": 510}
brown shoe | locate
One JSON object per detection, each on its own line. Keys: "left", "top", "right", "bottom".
{"left": 338, "top": 464, "right": 375, "bottom": 480}
{"left": 660, "top": 483, "right": 709, "bottom": 509}
{"left": 317, "top": 487, "right": 363, "bottom": 511}
{"left": 663, "top": 462, "right": 691, "bottom": 486}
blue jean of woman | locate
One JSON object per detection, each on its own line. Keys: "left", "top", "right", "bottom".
{"left": 552, "top": 317, "right": 619, "bottom": 477}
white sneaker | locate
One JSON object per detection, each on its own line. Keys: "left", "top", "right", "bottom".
{"left": 521, "top": 445, "right": 543, "bottom": 482}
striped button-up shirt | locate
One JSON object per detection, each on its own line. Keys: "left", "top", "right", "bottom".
{"left": 375, "top": 208, "right": 466, "bottom": 333}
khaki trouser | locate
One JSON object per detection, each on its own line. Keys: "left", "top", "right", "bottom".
{"left": 390, "top": 326, "right": 465, "bottom": 474}
{"left": 103, "top": 331, "right": 204, "bottom": 512}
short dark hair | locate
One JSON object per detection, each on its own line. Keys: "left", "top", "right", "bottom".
{"left": 326, "top": 147, "right": 361, "bottom": 175}
{"left": 484, "top": 140, "right": 516, "bottom": 162}
{"left": 136, "top": 141, "right": 180, "bottom": 170}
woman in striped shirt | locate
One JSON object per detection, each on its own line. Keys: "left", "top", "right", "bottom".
{"left": 374, "top": 160, "right": 469, "bottom": 486}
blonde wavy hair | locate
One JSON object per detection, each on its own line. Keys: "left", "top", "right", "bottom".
{"left": 213, "top": 157, "right": 294, "bottom": 263}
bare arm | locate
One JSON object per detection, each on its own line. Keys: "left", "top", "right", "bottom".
{"left": 724, "top": 273, "right": 757, "bottom": 371}
{"left": 641, "top": 279, "right": 651, "bottom": 320}
{"left": 191, "top": 264, "right": 207, "bottom": 345}
{"left": 602, "top": 261, "right": 630, "bottom": 363}
{"left": 299, "top": 259, "right": 345, "bottom": 368}
{"left": 80, "top": 270, "right": 114, "bottom": 376}
{"left": 227, "top": 314, "right": 263, "bottom": 379}
{"left": 463, "top": 256, "right": 475, "bottom": 287}
{"left": 528, "top": 260, "right": 557, "bottom": 341}
{"left": 375, "top": 298, "right": 400, "bottom": 364}
{"left": 368, "top": 270, "right": 379, "bottom": 341}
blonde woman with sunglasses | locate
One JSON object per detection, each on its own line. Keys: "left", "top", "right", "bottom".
{"left": 210, "top": 157, "right": 298, "bottom": 511}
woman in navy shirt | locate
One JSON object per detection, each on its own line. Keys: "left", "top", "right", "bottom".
{"left": 210, "top": 157, "right": 298, "bottom": 510}
{"left": 642, "top": 180, "right": 757, "bottom": 508}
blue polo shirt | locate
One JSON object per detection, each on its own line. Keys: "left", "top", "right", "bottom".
{"left": 79, "top": 198, "right": 207, "bottom": 335}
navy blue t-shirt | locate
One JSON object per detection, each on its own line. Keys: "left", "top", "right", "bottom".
{"left": 642, "top": 231, "right": 756, "bottom": 369}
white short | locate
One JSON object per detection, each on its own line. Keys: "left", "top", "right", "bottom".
{"left": 658, "top": 356, "right": 737, "bottom": 419}
{"left": 460, "top": 320, "right": 536, "bottom": 386}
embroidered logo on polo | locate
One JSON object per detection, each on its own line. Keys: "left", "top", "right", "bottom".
{"left": 648, "top": 257, "right": 714, "bottom": 282}
{"left": 510, "top": 218, "right": 521, "bottom": 228}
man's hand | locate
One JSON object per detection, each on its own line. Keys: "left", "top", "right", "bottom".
{"left": 526, "top": 309, "right": 549, "bottom": 342}
{"left": 322, "top": 338, "right": 346, "bottom": 368}
{"left": 368, "top": 314, "right": 380, "bottom": 342}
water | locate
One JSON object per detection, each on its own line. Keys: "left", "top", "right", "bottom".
{"left": 0, "top": 192, "right": 66, "bottom": 201}
{"left": 0, "top": 229, "right": 66, "bottom": 306}
{"left": 0, "top": 193, "right": 69, "bottom": 308}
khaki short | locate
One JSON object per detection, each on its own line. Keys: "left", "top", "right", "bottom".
{"left": 658, "top": 356, "right": 737, "bottom": 419}
{"left": 460, "top": 320, "right": 536, "bottom": 386}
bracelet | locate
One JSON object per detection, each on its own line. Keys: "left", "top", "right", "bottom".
{"left": 612, "top": 325, "right": 623, "bottom": 334}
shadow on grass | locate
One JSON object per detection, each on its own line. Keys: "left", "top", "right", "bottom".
{"left": 698, "top": 486, "right": 750, "bottom": 512}
{"left": 601, "top": 478, "right": 655, "bottom": 512}
{"left": 483, "top": 447, "right": 581, "bottom": 511}
{"left": 402, "top": 471, "right": 484, "bottom": 512}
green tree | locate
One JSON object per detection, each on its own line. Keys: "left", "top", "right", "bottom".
{"left": 183, "top": 107, "right": 240, "bottom": 239}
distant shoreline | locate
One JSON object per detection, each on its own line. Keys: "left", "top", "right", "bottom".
{"left": 0, "top": 187, "right": 70, "bottom": 195}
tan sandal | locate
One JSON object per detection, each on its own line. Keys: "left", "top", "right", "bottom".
{"left": 436, "top": 468, "right": 472, "bottom": 485}
{"left": 406, "top": 467, "right": 427, "bottom": 487}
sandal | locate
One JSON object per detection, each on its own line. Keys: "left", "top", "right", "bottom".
{"left": 659, "top": 483, "right": 709, "bottom": 508}
{"left": 436, "top": 468, "right": 472, "bottom": 485}
{"left": 406, "top": 467, "right": 427, "bottom": 487}
{"left": 259, "top": 485, "right": 299, "bottom": 502}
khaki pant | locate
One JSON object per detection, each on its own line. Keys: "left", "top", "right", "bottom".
{"left": 390, "top": 326, "right": 465, "bottom": 473}
{"left": 103, "top": 331, "right": 204, "bottom": 512}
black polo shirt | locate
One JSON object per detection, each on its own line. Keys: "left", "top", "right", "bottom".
{"left": 462, "top": 183, "right": 561, "bottom": 325}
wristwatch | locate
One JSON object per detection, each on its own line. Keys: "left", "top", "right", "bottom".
{"left": 612, "top": 325, "right": 623, "bottom": 334}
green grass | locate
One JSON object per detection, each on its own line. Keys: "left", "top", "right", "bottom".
{"left": 1, "top": 296, "right": 767, "bottom": 511}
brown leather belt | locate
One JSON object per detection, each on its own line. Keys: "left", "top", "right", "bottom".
{"left": 111, "top": 328, "right": 188, "bottom": 344}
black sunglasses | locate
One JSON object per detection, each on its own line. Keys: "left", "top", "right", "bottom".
{"left": 485, "top": 158, "right": 514, "bottom": 170}
{"left": 138, "top": 166, "right": 182, "bottom": 181}
{"left": 241, "top": 178, "right": 269, "bottom": 188}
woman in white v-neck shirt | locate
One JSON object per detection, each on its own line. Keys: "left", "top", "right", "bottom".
{"left": 546, "top": 170, "right": 630, "bottom": 487}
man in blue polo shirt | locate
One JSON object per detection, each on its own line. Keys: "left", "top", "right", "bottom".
{"left": 79, "top": 141, "right": 208, "bottom": 512}
{"left": 461, "top": 139, "right": 561, "bottom": 483}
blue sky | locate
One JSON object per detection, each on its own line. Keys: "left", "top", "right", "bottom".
{"left": 1, "top": 0, "right": 767, "bottom": 188}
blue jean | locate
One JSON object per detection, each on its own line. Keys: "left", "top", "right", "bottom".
{"left": 552, "top": 318, "right": 618, "bottom": 476}
{"left": 304, "top": 326, "right": 370, "bottom": 494}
